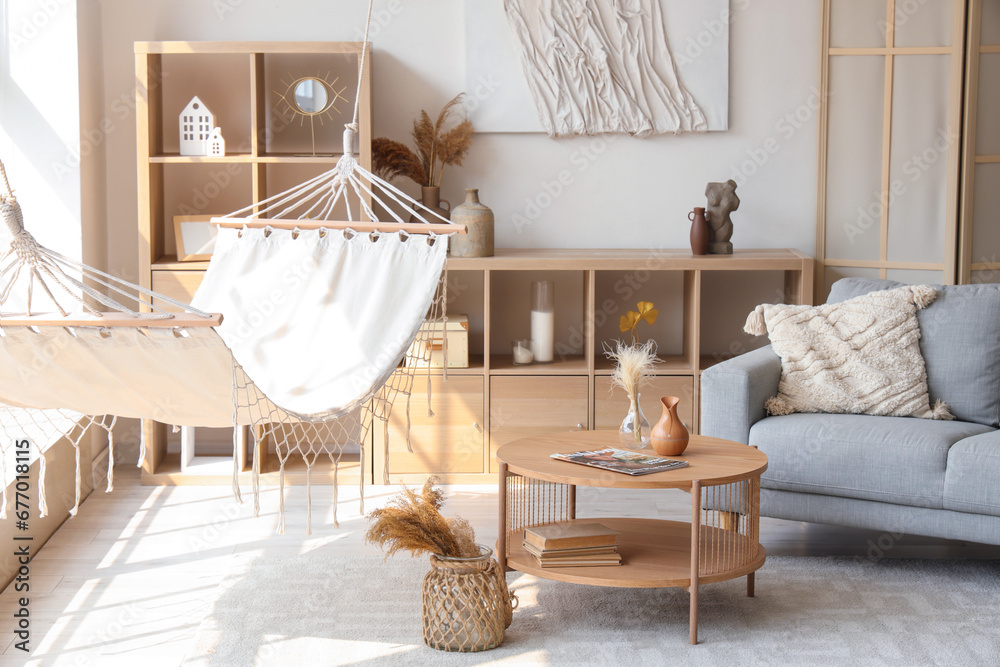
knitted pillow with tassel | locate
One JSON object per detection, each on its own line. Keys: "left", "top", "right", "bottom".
{"left": 744, "top": 285, "right": 952, "bottom": 420}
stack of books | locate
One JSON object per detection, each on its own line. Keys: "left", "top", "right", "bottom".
{"left": 522, "top": 522, "right": 621, "bottom": 567}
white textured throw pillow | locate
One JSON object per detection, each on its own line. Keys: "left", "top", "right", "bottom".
{"left": 744, "top": 285, "right": 952, "bottom": 420}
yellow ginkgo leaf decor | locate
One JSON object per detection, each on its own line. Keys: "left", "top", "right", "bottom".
{"left": 619, "top": 301, "right": 659, "bottom": 345}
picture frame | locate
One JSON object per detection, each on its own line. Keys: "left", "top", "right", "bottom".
{"left": 173, "top": 215, "right": 218, "bottom": 261}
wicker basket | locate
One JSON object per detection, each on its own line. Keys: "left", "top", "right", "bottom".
{"left": 422, "top": 545, "right": 515, "bottom": 652}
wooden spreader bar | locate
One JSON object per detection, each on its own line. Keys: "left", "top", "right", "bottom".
{"left": 211, "top": 217, "right": 467, "bottom": 235}
{"left": 0, "top": 313, "right": 223, "bottom": 328}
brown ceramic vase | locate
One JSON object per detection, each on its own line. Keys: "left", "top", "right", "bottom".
{"left": 650, "top": 396, "right": 689, "bottom": 456}
{"left": 689, "top": 207, "right": 709, "bottom": 256}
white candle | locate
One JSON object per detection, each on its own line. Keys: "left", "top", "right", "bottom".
{"left": 512, "top": 340, "right": 533, "bottom": 364}
{"left": 531, "top": 310, "right": 555, "bottom": 362}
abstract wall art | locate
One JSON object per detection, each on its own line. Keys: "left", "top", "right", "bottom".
{"left": 467, "top": 0, "right": 729, "bottom": 137}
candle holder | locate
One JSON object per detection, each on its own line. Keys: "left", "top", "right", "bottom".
{"left": 512, "top": 339, "right": 533, "bottom": 365}
{"left": 530, "top": 280, "right": 554, "bottom": 363}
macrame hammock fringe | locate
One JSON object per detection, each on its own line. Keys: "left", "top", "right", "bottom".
{"left": 0, "top": 0, "right": 465, "bottom": 533}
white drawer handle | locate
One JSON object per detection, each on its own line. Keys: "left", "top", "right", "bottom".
{"left": 576, "top": 423, "right": 585, "bottom": 430}
{"left": 473, "top": 422, "right": 483, "bottom": 433}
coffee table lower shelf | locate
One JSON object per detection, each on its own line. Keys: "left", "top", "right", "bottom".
{"left": 502, "top": 517, "right": 765, "bottom": 588}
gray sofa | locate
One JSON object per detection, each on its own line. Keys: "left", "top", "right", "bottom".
{"left": 701, "top": 277, "right": 1000, "bottom": 546}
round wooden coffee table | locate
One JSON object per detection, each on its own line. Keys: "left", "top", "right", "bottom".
{"left": 496, "top": 430, "right": 767, "bottom": 644}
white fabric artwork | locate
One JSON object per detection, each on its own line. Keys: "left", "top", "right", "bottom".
{"left": 500, "top": 0, "right": 708, "bottom": 137}
{"left": 192, "top": 227, "right": 448, "bottom": 420}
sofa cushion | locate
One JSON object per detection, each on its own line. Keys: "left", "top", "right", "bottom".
{"left": 744, "top": 285, "right": 948, "bottom": 420}
{"left": 750, "top": 413, "right": 993, "bottom": 509}
{"left": 828, "top": 277, "right": 1000, "bottom": 427}
{"left": 944, "top": 430, "right": 1000, "bottom": 517}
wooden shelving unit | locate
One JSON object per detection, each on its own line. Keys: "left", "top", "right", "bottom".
{"left": 374, "top": 248, "right": 813, "bottom": 484}
{"left": 135, "top": 41, "right": 372, "bottom": 486}
{"left": 136, "top": 243, "right": 811, "bottom": 486}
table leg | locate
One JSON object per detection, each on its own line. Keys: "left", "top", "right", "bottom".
{"left": 568, "top": 484, "right": 576, "bottom": 520}
{"left": 498, "top": 462, "right": 508, "bottom": 571}
{"left": 747, "top": 572, "right": 755, "bottom": 598}
{"left": 690, "top": 480, "right": 701, "bottom": 645}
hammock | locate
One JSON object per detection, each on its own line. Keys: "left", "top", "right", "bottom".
{"left": 0, "top": 2, "right": 466, "bottom": 532}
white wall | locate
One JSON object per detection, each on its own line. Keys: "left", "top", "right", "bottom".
{"left": 84, "top": 0, "right": 821, "bottom": 276}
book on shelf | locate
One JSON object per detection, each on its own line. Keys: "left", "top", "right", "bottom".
{"left": 521, "top": 541, "right": 618, "bottom": 560}
{"left": 537, "top": 555, "right": 622, "bottom": 568}
{"left": 523, "top": 522, "right": 618, "bottom": 551}
{"left": 550, "top": 448, "right": 690, "bottom": 476}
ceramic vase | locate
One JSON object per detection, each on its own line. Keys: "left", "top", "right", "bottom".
{"left": 650, "top": 396, "right": 689, "bottom": 456}
{"left": 689, "top": 207, "right": 709, "bottom": 256}
{"left": 449, "top": 189, "right": 495, "bottom": 257}
{"left": 619, "top": 393, "right": 651, "bottom": 449}
{"left": 411, "top": 186, "right": 451, "bottom": 223}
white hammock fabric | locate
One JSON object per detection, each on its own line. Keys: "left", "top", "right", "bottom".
{"left": 0, "top": 326, "right": 236, "bottom": 425}
{"left": 192, "top": 226, "right": 447, "bottom": 419}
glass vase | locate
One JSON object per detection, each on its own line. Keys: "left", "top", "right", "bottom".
{"left": 619, "top": 393, "right": 651, "bottom": 449}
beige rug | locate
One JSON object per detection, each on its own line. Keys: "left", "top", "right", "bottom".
{"left": 184, "top": 555, "right": 1000, "bottom": 666}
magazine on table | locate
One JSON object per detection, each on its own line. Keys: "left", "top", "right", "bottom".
{"left": 550, "top": 447, "right": 689, "bottom": 476}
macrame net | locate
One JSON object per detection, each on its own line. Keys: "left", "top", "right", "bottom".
{"left": 0, "top": 409, "right": 116, "bottom": 519}
{"left": 231, "top": 270, "right": 451, "bottom": 534}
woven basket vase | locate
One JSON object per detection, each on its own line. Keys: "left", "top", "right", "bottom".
{"left": 422, "top": 545, "right": 514, "bottom": 652}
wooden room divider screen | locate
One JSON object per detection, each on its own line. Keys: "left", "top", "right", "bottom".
{"left": 814, "top": 0, "right": 968, "bottom": 299}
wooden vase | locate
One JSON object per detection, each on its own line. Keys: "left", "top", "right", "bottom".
{"left": 650, "top": 396, "right": 689, "bottom": 456}
{"left": 689, "top": 207, "right": 709, "bottom": 256}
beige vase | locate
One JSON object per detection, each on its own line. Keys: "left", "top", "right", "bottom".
{"left": 650, "top": 396, "right": 689, "bottom": 456}
{"left": 449, "top": 189, "right": 495, "bottom": 257}
{"left": 411, "top": 186, "right": 451, "bottom": 223}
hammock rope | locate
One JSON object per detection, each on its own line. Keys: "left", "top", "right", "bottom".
{"left": 0, "top": 161, "right": 213, "bottom": 320}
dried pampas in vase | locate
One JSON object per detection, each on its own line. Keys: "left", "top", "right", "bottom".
{"left": 371, "top": 93, "right": 474, "bottom": 190}
{"left": 605, "top": 301, "right": 661, "bottom": 447}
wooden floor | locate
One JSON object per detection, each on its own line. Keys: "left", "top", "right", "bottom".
{"left": 2, "top": 466, "right": 998, "bottom": 665}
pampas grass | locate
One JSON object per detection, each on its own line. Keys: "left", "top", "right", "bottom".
{"left": 605, "top": 339, "right": 661, "bottom": 443}
{"left": 372, "top": 93, "right": 473, "bottom": 188}
{"left": 606, "top": 339, "right": 660, "bottom": 399}
{"left": 371, "top": 137, "right": 428, "bottom": 185}
{"left": 365, "top": 477, "right": 480, "bottom": 559}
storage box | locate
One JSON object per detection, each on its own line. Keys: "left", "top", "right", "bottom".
{"left": 407, "top": 315, "right": 470, "bottom": 368}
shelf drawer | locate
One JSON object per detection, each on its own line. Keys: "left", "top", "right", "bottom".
{"left": 376, "top": 376, "right": 485, "bottom": 475}
{"left": 151, "top": 270, "right": 205, "bottom": 312}
{"left": 489, "top": 376, "right": 589, "bottom": 473}
{"left": 594, "top": 376, "right": 694, "bottom": 432}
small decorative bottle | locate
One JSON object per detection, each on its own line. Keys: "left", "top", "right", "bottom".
{"left": 619, "top": 393, "right": 651, "bottom": 449}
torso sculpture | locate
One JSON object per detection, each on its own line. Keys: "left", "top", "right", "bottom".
{"left": 705, "top": 180, "right": 740, "bottom": 254}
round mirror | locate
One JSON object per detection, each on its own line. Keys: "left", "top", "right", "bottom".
{"left": 294, "top": 78, "right": 330, "bottom": 115}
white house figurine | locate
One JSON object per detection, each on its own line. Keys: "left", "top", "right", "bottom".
{"left": 208, "top": 127, "right": 226, "bottom": 157}
{"left": 179, "top": 96, "right": 215, "bottom": 156}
